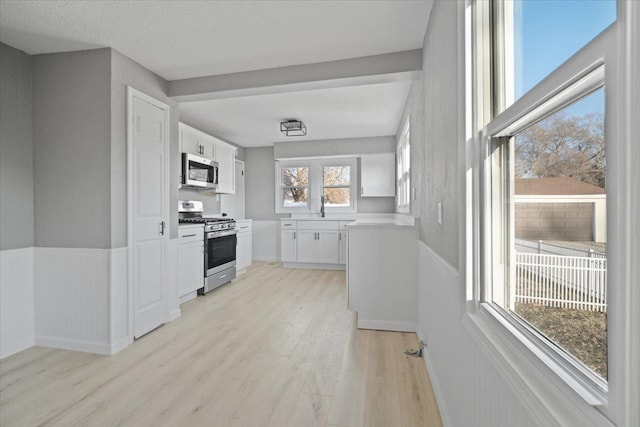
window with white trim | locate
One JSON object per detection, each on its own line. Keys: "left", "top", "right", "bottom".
{"left": 473, "top": 0, "right": 616, "bottom": 402}
{"left": 397, "top": 119, "right": 411, "bottom": 213}
{"left": 323, "top": 164, "right": 352, "bottom": 208}
{"left": 276, "top": 158, "right": 357, "bottom": 214}
{"left": 279, "top": 165, "right": 310, "bottom": 210}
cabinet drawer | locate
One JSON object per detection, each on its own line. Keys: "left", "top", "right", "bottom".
{"left": 281, "top": 220, "right": 297, "bottom": 230}
{"left": 236, "top": 222, "right": 251, "bottom": 233}
{"left": 179, "top": 225, "right": 204, "bottom": 243}
{"left": 297, "top": 220, "right": 340, "bottom": 231}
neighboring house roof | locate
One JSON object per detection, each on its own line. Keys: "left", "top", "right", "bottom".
{"left": 515, "top": 177, "right": 605, "bottom": 195}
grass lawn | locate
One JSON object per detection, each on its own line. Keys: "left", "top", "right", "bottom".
{"left": 515, "top": 303, "right": 608, "bottom": 379}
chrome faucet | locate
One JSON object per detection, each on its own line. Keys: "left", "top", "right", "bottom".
{"left": 320, "top": 195, "right": 325, "bottom": 218}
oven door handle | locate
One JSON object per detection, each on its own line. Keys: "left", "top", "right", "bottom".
{"left": 207, "top": 229, "right": 238, "bottom": 239}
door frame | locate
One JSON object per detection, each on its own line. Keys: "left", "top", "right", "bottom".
{"left": 126, "top": 86, "right": 171, "bottom": 340}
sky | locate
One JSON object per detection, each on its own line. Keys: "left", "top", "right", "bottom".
{"left": 513, "top": 0, "right": 616, "bottom": 116}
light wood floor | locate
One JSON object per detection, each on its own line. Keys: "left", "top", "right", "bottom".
{"left": 0, "top": 262, "right": 442, "bottom": 427}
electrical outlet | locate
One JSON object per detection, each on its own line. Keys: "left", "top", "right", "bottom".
{"left": 437, "top": 202, "right": 443, "bottom": 225}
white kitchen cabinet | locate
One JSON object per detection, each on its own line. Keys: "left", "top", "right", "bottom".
{"left": 281, "top": 230, "right": 297, "bottom": 262}
{"left": 215, "top": 141, "right": 237, "bottom": 194}
{"left": 347, "top": 223, "right": 417, "bottom": 332}
{"left": 178, "top": 225, "right": 204, "bottom": 300}
{"left": 339, "top": 231, "right": 347, "bottom": 264}
{"left": 360, "top": 153, "right": 396, "bottom": 197}
{"left": 280, "top": 220, "right": 344, "bottom": 268}
{"left": 235, "top": 220, "right": 252, "bottom": 272}
{"left": 179, "top": 122, "right": 237, "bottom": 194}
{"left": 315, "top": 231, "right": 340, "bottom": 264}
{"left": 179, "top": 123, "right": 215, "bottom": 158}
{"left": 296, "top": 231, "right": 317, "bottom": 263}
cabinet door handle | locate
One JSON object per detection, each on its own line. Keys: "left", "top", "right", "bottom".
{"left": 160, "top": 221, "right": 165, "bottom": 235}
{"left": 293, "top": 232, "right": 296, "bottom": 239}
{"left": 339, "top": 233, "right": 341, "bottom": 241}
{"left": 181, "top": 233, "right": 197, "bottom": 238}
{"left": 240, "top": 226, "right": 249, "bottom": 229}
{"left": 317, "top": 233, "right": 320, "bottom": 240}
{"left": 361, "top": 186, "right": 364, "bottom": 196}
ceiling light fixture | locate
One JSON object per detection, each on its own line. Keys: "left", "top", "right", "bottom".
{"left": 280, "top": 119, "right": 307, "bottom": 137}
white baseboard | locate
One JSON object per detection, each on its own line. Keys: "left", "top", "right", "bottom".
{"left": 109, "top": 336, "right": 133, "bottom": 355}
{"left": 357, "top": 318, "right": 416, "bottom": 332}
{"left": 1, "top": 336, "right": 35, "bottom": 360}
{"left": 169, "top": 309, "right": 181, "bottom": 321}
{"left": 253, "top": 256, "right": 280, "bottom": 262}
{"left": 179, "top": 291, "right": 197, "bottom": 304}
{"left": 35, "top": 335, "right": 112, "bottom": 355}
{"left": 282, "top": 262, "right": 346, "bottom": 271}
{"left": 416, "top": 325, "right": 452, "bottom": 427}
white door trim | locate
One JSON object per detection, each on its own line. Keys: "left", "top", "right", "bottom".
{"left": 126, "top": 86, "right": 171, "bottom": 341}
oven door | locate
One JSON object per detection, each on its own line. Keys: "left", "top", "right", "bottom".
{"left": 206, "top": 230, "right": 237, "bottom": 276}
{"left": 182, "top": 153, "right": 219, "bottom": 189}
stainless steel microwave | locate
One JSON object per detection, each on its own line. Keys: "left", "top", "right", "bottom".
{"left": 182, "top": 153, "right": 219, "bottom": 189}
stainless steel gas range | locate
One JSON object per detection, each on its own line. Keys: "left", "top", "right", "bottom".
{"left": 178, "top": 200, "right": 237, "bottom": 294}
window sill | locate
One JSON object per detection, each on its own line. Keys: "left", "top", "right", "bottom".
{"left": 462, "top": 305, "right": 613, "bottom": 427}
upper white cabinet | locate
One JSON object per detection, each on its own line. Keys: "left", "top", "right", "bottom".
{"left": 215, "top": 143, "right": 236, "bottom": 194}
{"left": 179, "top": 122, "right": 237, "bottom": 194}
{"left": 179, "top": 123, "right": 216, "bottom": 158}
{"left": 360, "top": 153, "right": 396, "bottom": 197}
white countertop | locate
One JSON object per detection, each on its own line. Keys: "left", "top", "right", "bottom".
{"left": 345, "top": 218, "right": 417, "bottom": 229}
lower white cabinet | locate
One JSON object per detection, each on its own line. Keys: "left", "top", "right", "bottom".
{"left": 235, "top": 220, "right": 252, "bottom": 272}
{"left": 339, "top": 231, "right": 347, "bottom": 264}
{"left": 178, "top": 225, "right": 204, "bottom": 298}
{"left": 280, "top": 220, "right": 346, "bottom": 267}
{"left": 281, "top": 230, "right": 297, "bottom": 262}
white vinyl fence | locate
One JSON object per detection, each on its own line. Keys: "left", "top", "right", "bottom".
{"left": 515, "top": 252, "right": 607, "bottom": 312}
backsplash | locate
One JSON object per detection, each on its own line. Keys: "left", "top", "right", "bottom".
{"left": 178, "top": 188, "right": 221, "bottom": 215}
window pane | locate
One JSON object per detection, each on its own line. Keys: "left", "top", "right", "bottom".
{"left": 283, "top": 187, "right": 308, "bottom": 208}
{"left": 499, "top": 0, "right": 615, "bottom": 109}
{"left": 323, "top": 166, "right": 350, "bottom": 186}
{"left": 323, "top": 188, "right": 350, "bottom": 207}
{"left": 282, "top": 167, "right": 308, "bottom": 186}
{"left": 494, "top": 88, "right": 607, "bottom": 379}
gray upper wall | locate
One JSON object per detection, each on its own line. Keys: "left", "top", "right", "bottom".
{"left": 274, "top": 136, "right": 395, "bottom": 159}
{"left": 110, "top": 49, "right": 179, "bottom": 244}
{"left": 244, "top": 147, "right": 288, "bottom": 221}
{"left": 33, "top": 48, "right": 112, "bottom": 249}
{"left": 0, "top": 43, "right": 34, "bottom": 251}
{"left": 245, "top": 140, "right": 395, "bottom": 221}
{"left": 399, "top": 1, "right": 460, "bottom": 268}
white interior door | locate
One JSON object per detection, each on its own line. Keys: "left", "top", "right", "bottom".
{"left": 127, "top": 87, "right": 170, "bottom": 339}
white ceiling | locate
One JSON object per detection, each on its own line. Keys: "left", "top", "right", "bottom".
{"left": 180, "top": 81, "right": 413, "bottom": 147}
{"left": 0, "top": 0, "right": 431, "bottom": 148}
{"left": 0, "top": 0, "right": 431, "bottom": 81}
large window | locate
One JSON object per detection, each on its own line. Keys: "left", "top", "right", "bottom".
{"left": 276, "top": 158, "right": 357, "bottom": 214}
{"left": 493, "top": 0, "right": 616, "bottom": 112}
{"left": 323, "top": 165, "right": 352, "bottom": 208}
{"left": 281, "top": 166, "right": 309, "bottom": 209}
{"left": 397, "top": 119, "right": 411, "bottom": 213}
{"left": 473, "top": 0, "right": 617, "bottom": 405}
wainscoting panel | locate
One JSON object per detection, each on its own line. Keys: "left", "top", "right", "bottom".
{"left": 416, "top": 241, "right": 539, "bottom": 427}
{"left": 109, "top": 247, "right": 130, "bottom": 354}
{"left": 252, "top": 220, "right": 281, "bottom": 262}
{"left": 34, "top": 247, "right": 111, "bottom": 354}
{"left": 0, "top": 247, "right": 34, "bottom": 359}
